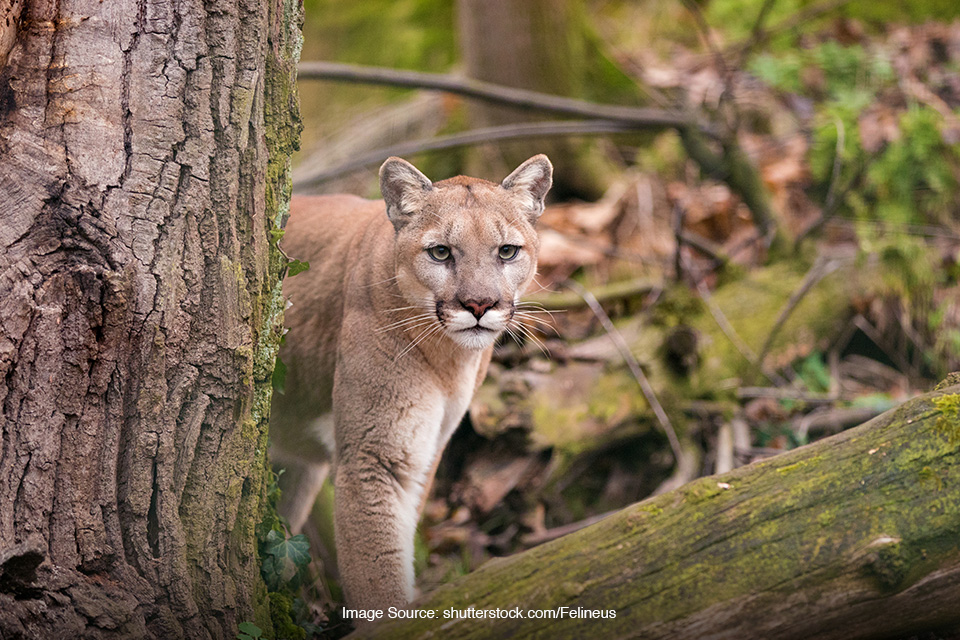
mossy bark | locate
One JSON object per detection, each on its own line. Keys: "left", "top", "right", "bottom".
{"left": 0, "top": 0, "right": 300, "bottom": 637}
{"left": 354, "top": 384, "right": 960, "bottom": 640}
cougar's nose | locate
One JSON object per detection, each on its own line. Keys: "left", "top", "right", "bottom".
{"left": 460, "top": 298, "right": 497, "bottom": 319}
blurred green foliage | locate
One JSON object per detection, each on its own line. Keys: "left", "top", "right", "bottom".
{"left": 707, "top": 0, "right": 960, "bottom": 44}
{"left": 864, "top": 108, "right": 960, "bottom": 226}
{"left": 750, "top": 40, "right": 960, "bottom": 228}
{"left": 302, "top": 0, "right": 455, "bottom": 70}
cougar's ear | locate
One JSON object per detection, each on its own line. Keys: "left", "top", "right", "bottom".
{"left": 500, "top": 154, "right": 553, "bottom": 222}
{"left": 380, "top": 157, "right": 433, "bottom": 231}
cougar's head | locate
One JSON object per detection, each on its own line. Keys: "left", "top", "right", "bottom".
{"left": 380, "top": 155, "right": 553, "bottom": 351}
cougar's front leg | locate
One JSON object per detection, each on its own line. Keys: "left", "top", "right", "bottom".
{"left": 332, "top": 378, "right": 443, "bottom": 612}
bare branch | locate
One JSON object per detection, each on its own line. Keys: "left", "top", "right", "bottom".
{"left": 293, "top": 120, "right": 650, "bottom": 190}
{"left": 297, "top": 61, "right": 711, "bottom": 134}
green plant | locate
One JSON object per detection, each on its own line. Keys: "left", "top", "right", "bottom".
{"left": 237, "top": 621, "right": 264, "bottom": 640}
{"left": 758, "top": 39, "right": 960, "bottom": 228}
{"left": 256, "top": 468, "right": 314, "bottom": 638}
{"left": 864, "top": 107, "right": 960, "bottom": 226}
{"left": 261, "top": 530, "right": 312, "bottom": 592}
{"left": 797, "top": 352, "right": 831, "bottom": 394}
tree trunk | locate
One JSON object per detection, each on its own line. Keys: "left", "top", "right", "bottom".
{"left": 456, "top": 0, "right": 614, "bottom": 200}
{"left": 0, "top": 0, "right": 300, "bottom": 636}
{"left": 352, "top": 383, "right": 960, "bottom": 640}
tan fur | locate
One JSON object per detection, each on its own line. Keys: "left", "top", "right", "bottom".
{"left": 271, "top": 155, "right": 552, "bottom": 613}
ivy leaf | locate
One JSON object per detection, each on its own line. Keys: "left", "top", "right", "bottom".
{"left": 237, "top": 620, "right": 262, "bottom": 639}
{"left": 286, "top": 259, "right": 310, "bottom": 277}
{"left": 261, "top": 530, "right": 311, "bottom": 591}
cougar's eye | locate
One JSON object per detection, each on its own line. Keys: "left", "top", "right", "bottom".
{"left": 427, "top": 245, "right": 452, "bottom": 262}
{"left": 498, "top": 245, "right": 520, "bottom": 261}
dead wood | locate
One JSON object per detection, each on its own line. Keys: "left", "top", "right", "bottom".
{"left": 353, "top": 383, "right": 960, "bottom": 640}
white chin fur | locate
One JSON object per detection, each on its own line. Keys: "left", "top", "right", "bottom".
{"left": 444, "top": 309, "right": 507, "bottom": 349}
{"left": 448, "top": 327, "right": 500, "bottom": 350}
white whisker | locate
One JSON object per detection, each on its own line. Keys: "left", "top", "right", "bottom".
{"left": 376, "top": 314, "right": 437, "bottom": 333}
{"left": 513, "top": 311, "right": 560, "bottom": 336}
{"left": 510, "top": 318, "right": 550, "bottom": 357}
{"left": 363, "top": 275, "right": 400, "bottom": 288}
{"left": 394, "top": 322, "right": 445, "bottom": 362}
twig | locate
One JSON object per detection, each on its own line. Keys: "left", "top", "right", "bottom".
{"left": 715, "top": 422, "right": 735, "bottom": 474}
{"left": 727, "top": 0, "right": 856, "bottom": 58}
{"left": 851, "top": 316, "right": 916, "bottom": 379}
{"left": 794, "top": 406, "right": 882, "bottom": 441}
{"left": 680, "top": 0, "right": 729, "bottom": 81}
{"left": 680, "top": 253, "right": 785, "bottom": 386}
{"left": 736, "top": 387, "right": 836, "bottom": 403}
{"left": 678, "top": 128, "right": 778, "bottom": 242}
{"left": 757, "top": 256, "right": 845, "bottom": 366}
{"left": 293, "top": 120, "right": 651, "bottom": 189}
{"left": 680, "top": 0, "right": 738, "bottom": 134}
{"left": 731, "top": 0, "right": 781, "bottom": 66}
{"left": 678, "top": 229, "right": 729, "bottom": 267}
{"left": 300, "top": 61, "right": 778, "bottom": 242}
{"left": 731, "top": 415, "right": 752, "bottom": 465}
{"left": 749, "top": 0, "right": 779, "bottom": 48}
{"left": 521, "top": 510, "right": 618, "bottom": 547}
{"left": 563, "top": 279, "right": 684, "bottom": 466}
{"left": 672, "top": 203, "right": 686, "bottom": 282}
{"left": 297, "top": 61, "right": 710, "bottom": 134}
{"left": 522, "top": 277, "right": 660, "bottom": 311}
{"left": 697, "top": 276, "right": 781, "bottom": 384}
{"left": 795, "top": 117, "right": 848, "bottom": 247}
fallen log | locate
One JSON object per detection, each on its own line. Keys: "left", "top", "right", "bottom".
{"left": 351, "top": 382, "right": 960, "bottom": 639}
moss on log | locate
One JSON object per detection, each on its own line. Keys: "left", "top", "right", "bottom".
{"left": 353, "top": 384, "right": 960, "bottom": 640}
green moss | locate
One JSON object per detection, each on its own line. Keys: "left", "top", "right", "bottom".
{"left": 776, "top": 459, "right": 813, "bottom": 475}
{"left": 934, "top": 373, "right": 960, "bottom": 391}
{"left": 917, "top": 466, "right": 944, "bottom": 492}
{"left": 817, "top": 510, "right": 835, "bottom": 528}
{"left": 529, "top": 367, "right": 654, "bottom": 457}
{"left": 863, "top": 538, "right": 917, "bottom": 592}
{"left": 268, "top": 592, "right": 306, "bottom": 640}
{"left": 933, "top": 393, "right": 960, "bottom": 443}
{"left": 679, "top": 477, "right": 726, "bottom": 505}
{"left": 586, "top": 371, "right": 648, "bottom": 423}
{"left": 530, "top": 401, "right": 590, "bottom": 453}
{"left": 688, "top": 261, "right": 850, "bottom": 390}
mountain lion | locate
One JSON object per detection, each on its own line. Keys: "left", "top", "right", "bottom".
{"left": 271, "top": 154, "right": 553, "bottom": 613}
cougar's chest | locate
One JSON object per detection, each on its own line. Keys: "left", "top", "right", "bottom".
{"left": 436, "top": 351, "right": 485, "bottom": 445}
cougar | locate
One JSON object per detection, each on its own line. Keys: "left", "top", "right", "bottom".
{"left": 270, "top": 154, "right": 553, "bottom": 613}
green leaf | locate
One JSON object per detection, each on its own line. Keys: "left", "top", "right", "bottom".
{"left": 798, "top": 353, "right": 831, "bottom": 394}
{"left": 272, "top": 356, "right": 287, "bottom": 395}
{"left": 237, "top": 621, "right": 262, "bottom": 639}
{"left": 261, "top": 531, "right": 311, "bottom": 590}
{"left": 287, "top": 259, "right": 310, "bottom": 277}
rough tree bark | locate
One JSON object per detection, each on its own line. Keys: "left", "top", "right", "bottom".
{"left": 353, "top": 382, "right": 960, "bottom": 640}
{"left": 0, "top": 0, "right": 300, "bottom": 637}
